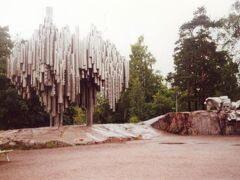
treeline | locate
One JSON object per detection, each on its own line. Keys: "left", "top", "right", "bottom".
{"left": 168, "top": 3, "right": 240, "bottom": 111}
{"left": 95, "top": 1, "right": 240, "bottom": 123}
{"left": 0, "top": 1, "right": 240, "bottom": 129}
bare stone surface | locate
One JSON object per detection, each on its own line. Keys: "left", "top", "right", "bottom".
{"left": 189, "top": 111, "right": 224, "bottom": 135}
{"left": 0, "top": 124, "right": 160, "bottom": 149}
{"left": 151, "top": 110, "right": 240, "bottom": 135}
{"left": 1, "top": 110, "right": 240, "bottom": 150}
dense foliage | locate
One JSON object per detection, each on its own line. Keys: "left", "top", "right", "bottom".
{"left": 0, "top": 26, "right": 50, "bottom": 129}
{"left": 93, "top": 36, "right": 175, "bottom": 124}
{"left": 168, "top": 5, "right": 240, "bottom": 111}
{"left": 218, "top": 1, "right": 240, "bottom": 62}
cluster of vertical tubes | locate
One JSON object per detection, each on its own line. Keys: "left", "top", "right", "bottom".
{"left": 7, "top": 7, "right": 129, "bottom": 126}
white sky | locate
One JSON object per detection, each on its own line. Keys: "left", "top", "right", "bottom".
{"left": 0, "top": 0, "right": 236, "bottom": 76}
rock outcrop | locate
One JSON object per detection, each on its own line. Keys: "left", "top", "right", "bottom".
{"left": 0, "top": 124, "right": 159, "bottom": 150}
{"left": 151, "top": 110, "right": 240, "bottom": 135}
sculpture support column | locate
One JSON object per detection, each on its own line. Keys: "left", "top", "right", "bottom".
{"left": 59, "top": 113, "right": 63, "bottom": 128}
{"left": 86, "top": 83, "right": 94, "bottom": 127}
{"left": 50, "top": 114, "right": 53, "bottom": 127}
{"left": 54, "top": 114, "right": 59, "bottom": 127}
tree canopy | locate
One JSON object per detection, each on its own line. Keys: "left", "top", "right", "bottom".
{"left": 168, "top": 5, "right": 240, "bottom": 111}
{"left": 0, "top": 27, "right": 50, "bottom": 129}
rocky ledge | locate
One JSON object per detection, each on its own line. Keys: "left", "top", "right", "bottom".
{"left": 1, "top": 110, "right": 239, "bottom": 150}
{"left": 151, "top": 110, "right": 240, "bottom": 135}
{"left": 0, "top": 124, "right": 160, "bottom": 150}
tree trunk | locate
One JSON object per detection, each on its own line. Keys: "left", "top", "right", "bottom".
{"left": 187, "top": 81, "right": 191, "bottom": 111}
{"left": 188, "top": 100, "right": 191, "bottom": 111}
{"left": 194, "top": 99, "right": 198, "bottom": 110}
{"left": 50, "top": 115, "right": 53, "bottom": 127}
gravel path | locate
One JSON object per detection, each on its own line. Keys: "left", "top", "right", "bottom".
{"left": 0, "top": 135, "right": 240, "bottom": 180}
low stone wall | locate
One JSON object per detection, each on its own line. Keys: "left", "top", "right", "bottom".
{"left": 151, "top": 110, "right": 240, "bottom": 135}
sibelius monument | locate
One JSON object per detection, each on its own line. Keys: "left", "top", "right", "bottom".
{"left": 7, "top": 7, "right": 129, "bottom": 127}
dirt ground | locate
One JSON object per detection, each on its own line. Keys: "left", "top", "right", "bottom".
{"left": 0, "top": 134, "right": 240, "bottom": 180}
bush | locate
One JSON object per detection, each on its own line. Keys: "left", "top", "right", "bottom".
{"left": 129, "top": 116, "right": 139, "bottom": 123}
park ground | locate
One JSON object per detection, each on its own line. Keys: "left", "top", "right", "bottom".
{"left": 0, "top": 134, "right": 240, "bottom": 180}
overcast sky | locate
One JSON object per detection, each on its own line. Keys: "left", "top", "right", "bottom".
{"left": 0, "top": 0, "right": 236, "bottom": 76}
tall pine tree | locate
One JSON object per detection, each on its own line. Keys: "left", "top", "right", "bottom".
{"left": 169, "top": 7, "right": 239, "bottom": 111}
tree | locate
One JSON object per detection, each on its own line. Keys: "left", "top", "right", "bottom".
{"left": 152, "top": 85, "right": 175, "bottom": 115}
{"left": 63, "top": 104, "right": 86, "bottom": 125}
{"left": 128, "top": 36, "right": 159, "bottom": 121}
{"left": 92, "top": 36, "right": 175, "bottom": 123}
{"left": 93, "top": 93, "right": 113, "bottom": 124}
{"left": 0, "top": 81, "right": 27, "bottom": 129}
{"left": 218, "top": 1, "right": 240, "bottom": 57}
{"left": 127, "top": 36, "right": 175, "bottom": 121}
{"left": 0, "top": 26, "right": 12, "bottom": 75}
{"left": 128, "top": 77, "right": 145, "bottom": 121}
{"left": 0, "top": 27, "right": 12, "bottom": 55}
{"left": 129, "top": 36, "right": 159, "bottom": 102}
{"left": 169, "top": 7, "right": 239, "bottom": 111}
{"left": 218, "top": 1, "right": 240, "bottom": 85}
{"left": 0, "top": 26, "right": 51, "bottom": 129}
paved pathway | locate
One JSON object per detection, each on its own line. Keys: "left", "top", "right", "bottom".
{"left": 0, "top": 135, "right": 240, "bottom": 180}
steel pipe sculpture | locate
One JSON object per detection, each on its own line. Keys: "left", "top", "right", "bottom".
{"left": 7, "top": 7, "right": 129, "bottom": 127}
